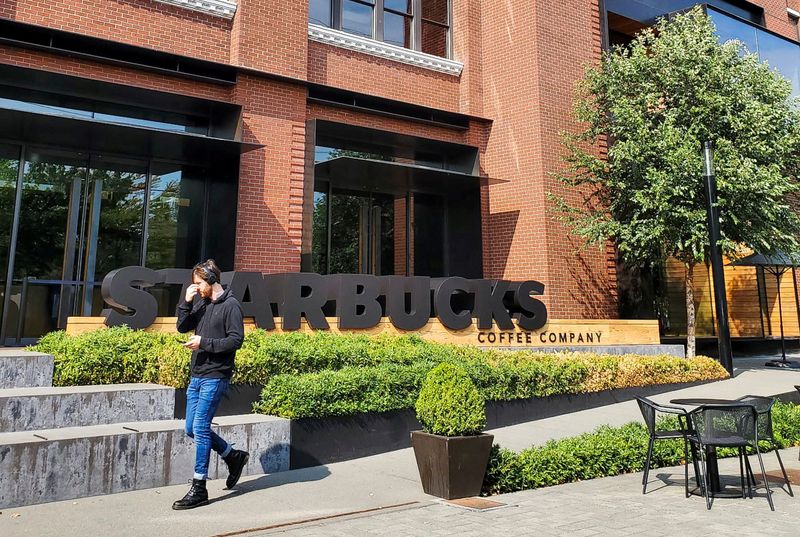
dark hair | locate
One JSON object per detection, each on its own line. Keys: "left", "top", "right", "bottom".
{"left": 192, "top": 259, "right": 221, "bottom": 285}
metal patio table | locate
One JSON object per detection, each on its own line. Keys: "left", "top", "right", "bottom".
{"left": 669, "top": 397, "right": 771, "bottom": 495}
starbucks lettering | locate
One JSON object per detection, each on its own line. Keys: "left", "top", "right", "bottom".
{"left": 100, "top": 267, "right": 548, "bottom": 332}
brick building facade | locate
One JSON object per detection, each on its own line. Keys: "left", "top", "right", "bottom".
{"left": 0, "top": 0, "right": 798, "bottom": 343}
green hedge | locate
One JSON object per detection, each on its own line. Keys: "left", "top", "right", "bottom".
{"left": 251, "top": 362, "right": 432, "bottom": 418}
{"left": 255, "top": 352, "right": 728, "bottom": 418}
{"left": 482, "top": 401, "right": 800, "bottom": 495}
{"left": 35, "top": 328, "right": 729, "bottom": 420}
{"left": 35, "top": 328, "right": 463, "bottom": 388}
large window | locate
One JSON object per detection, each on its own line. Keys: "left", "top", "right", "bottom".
{"left": 310, "top": 0, "right": 451, "bottom": 58}
{"left": 0, "top": 146, "right": 228, "bottom": 344}
{"left": 708, "top": 6, "right": 800, "bottom": 97}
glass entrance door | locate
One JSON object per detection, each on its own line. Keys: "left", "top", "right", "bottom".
{"left": 0, "top": 144, "right": 20, "bottom": 342}
{"left": 7, "top": 149, "right": 89, "bottom": 340}
{"left": 3, "top": 150, "right": 147, "bottom": 343}
{"left": 328, "top": 190, "right": 395, "bottom": 276}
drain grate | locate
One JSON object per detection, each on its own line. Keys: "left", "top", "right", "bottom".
{"left": 445, "top": 497, "right": 507, "bottom": 510}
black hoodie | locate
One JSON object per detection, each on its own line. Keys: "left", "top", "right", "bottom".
{"left": 176, "top": 287, "right": 244, "bottom": 379}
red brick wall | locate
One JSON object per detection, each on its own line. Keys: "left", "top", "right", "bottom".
{"left": 231, "top": 0, "right": 307, "bottom": 78}
{"left": 479, "top": 0, "right": 617, "bottom": 319}
{"left": 755, "top": 0, "right": 799, "bottom": 38}
{"left": 3, "top": 0, "right": 232, "bottom": 63}
{"left": 232, "top": 75, "right": 307, "bottom": 273}
{"left": 307, "top": 41, "right": 460, "bottom": 111}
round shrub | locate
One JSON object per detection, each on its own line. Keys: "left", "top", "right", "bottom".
{"left": 415, "top": 363, "right": 486, "bottom": 436}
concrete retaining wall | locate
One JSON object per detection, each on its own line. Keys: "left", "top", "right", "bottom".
{"left": 0, "top": 351, "right": 54, "bottom": 389}
{"left": 0, "top": 414, "right": 290, "bottom": 509}
{"left": 0, "top": 384, "right": 176, "bottom": 432}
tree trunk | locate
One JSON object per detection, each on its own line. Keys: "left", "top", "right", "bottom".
{"left": 685, "top": 262, "right": 696, "bottom": 359}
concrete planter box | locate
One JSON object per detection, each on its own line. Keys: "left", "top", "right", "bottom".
{"left": 410, "top": 431, "right": 494, "bottom": 500}
{"left": 288, "top": 380, "right": 713, "bottom": 469}
{"left": 174, "top": 384, "right": 264, "bottom": 418}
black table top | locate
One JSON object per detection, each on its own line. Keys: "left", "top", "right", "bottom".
{"left": 670, "top": 398, "right": 738, "bottom": 406}
{"left": 670, "top": 396, "right": 773, "bottom": 412}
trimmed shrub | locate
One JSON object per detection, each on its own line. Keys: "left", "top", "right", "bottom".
{"left": 482, "top": 402, "right": 800, "bottom": 496}
{"left": 34, "top": 328, "right": 729, "bottom": 418}
{"left": 251, "top": 362, "right": 432, "bottom": 418}
{"left": 37, "top": 327, "right": 174, "bottom": 386}
{"left": 256, "top": 353, "right": 726, "bottom": 418}
{"left": 415, "top": 363, "right": 486, "bottom": 436}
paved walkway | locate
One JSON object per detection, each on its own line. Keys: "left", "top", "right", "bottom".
{"left": 2, "top": 354, "right": 800, "bottom": 537}
{"left": 259, "top": 453, "right": 800, "bottom": 537}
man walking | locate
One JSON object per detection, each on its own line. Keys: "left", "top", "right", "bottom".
{"left": 173, "top": 259, "right": 249, "bottom": 510}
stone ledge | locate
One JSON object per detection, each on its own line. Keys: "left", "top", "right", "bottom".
{"left": 0, "top": 415, "right": 290, "bottom": 508}
{"left": 154, "top": 0, "right": 237, "bottom": 19}
{"left": 0, "top": 351, "right": 53, "bottom": 389}
{"left": 0, "top": 384, "right": 176, "bottom": 432}
{"left": 308, "top": 23, "right": 463, "bottom": 76}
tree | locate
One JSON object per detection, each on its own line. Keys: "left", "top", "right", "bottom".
{"left": 554, "top": 7, "right": 800, "bottom": 358}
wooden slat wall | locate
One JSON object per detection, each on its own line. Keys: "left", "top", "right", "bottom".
{"left": 66, "top": 317, "right": 662, "bottom": 347}
{"left": 664, "top": 257, "right": 800, "bottom": 337}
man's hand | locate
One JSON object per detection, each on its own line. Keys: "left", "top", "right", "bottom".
{"left": 183, "top": 335, "right": 201, "bottom": 350}
{"left": 185, "top": 284, "right": 199, "bottom": 303}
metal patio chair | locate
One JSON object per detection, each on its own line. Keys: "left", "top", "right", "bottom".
{"left": 689, "top": 404, "right": 774, "bottom": 510}
{"left": 736, "top": 395, "right": 793, "bottom": 497}
{"left": 635, "top": 396, "right": 698, "bottom": 496}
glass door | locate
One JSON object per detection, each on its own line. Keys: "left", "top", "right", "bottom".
{"left": 325, "top": 189, "right": 395, "bottom": 276}
{"left": 8, "top": 149, "right": 89, "bottom": 340}
{"left": 4, "top": 150, "right": 148, "bottom": 342}
{"left": 79, "top": 156, "right": 146, "bottom": 316}
{"left": 0, "top": 144, "right": 21, "bottom": 344}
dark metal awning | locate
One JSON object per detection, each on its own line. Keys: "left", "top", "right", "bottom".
{"left": 0, "top": 107, "right": 262, "bottom": 162}
{"left": 314, "top": 156, "right": 506, "bottom": 196}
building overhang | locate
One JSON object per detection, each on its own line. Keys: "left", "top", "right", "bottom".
{"left": 0, "top": 107, "right": 262, "bottom": 162}
{"left": 314, "top": 156, "right": 503, "bottom": 196}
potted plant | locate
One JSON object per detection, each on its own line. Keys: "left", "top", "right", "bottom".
{"left": 410, "top": 363, "right": 494, "bottom": 500}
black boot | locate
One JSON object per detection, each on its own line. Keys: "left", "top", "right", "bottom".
{"left": 172, "top": 479, "right": 209, "bottom": 510}
{"left": 223, "top": 449, "right": 250, "bottom": 489}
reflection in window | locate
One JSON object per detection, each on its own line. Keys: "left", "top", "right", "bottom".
{"left": 708, "top": 9, "right": 757, "bottom": 54}
{"left": 342, "top": 0, "right": 374, "bottom": 38}
{"left": 0, "top": 86, "right": 210, "bottom": 135}
{"left": 88, "top": 158, "right": 147, "bottom": 281}
{"left": 0, "top": 144, "right": 19, "bottom": 334}
{"left": 312, "top": 189, "right": 329, "bottom": 274}
{"left": 146, "top": 162, "right": 205, "bottom": 270}
{"left": 312, "top": 186, "right": 399, "bottom": 276}
{"left": 756, "top": 31, "right": 800, "bottom": 98}
{"left": 310, "top": 0, "right": 332, "bottom": 26}
{"left": 708, "top": 7, "right": 800, "bottom": 97}
{"left": 384, "top": 11, "right": 412, "bottom": 48}
{"left": 421, "top": 0, "right": 447, "bottom": 24}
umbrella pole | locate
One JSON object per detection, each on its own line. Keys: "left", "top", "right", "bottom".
{"left": 776, "top": 271, "right": 787, "bottom": 362}
{"left": 765, "top": 267, "right": 800, "bottom": 368}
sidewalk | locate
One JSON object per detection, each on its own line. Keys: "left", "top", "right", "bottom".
{"left": 1, "top": 354, "right": 799, "bottom": 537}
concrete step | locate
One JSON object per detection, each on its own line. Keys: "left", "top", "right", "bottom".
{"left": 0, "top": 384, "right": 176, "bottom": 432}
{"left": 0, "top": 350, "right": 53, "bottom": 388}
{"left": 0, "top": 414, "right": 290, "bottom": 509}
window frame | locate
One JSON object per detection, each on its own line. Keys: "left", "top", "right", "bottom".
{"left": 314, "top": 0, "right": 452, "bottom": 59}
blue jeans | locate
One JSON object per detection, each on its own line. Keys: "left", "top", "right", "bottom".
{"left": 185, "top": 377, "right": 232, "bottom": 480}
